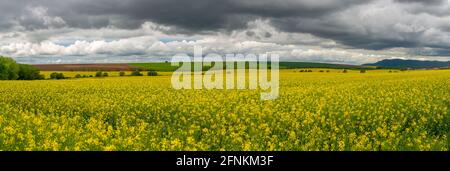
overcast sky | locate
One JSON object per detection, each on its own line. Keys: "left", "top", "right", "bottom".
{"left": 1, "top": 0, "right": 450, "bottom": 64}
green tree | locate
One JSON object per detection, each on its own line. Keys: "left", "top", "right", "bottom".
{"left": 18, "top": 64, "right": 43, "bottom": 80}
{"left": 57, "top": 73, "right": 64, "bottom": 79}
{"left": 50, "top": 72, "right": 59, "bottom": 79}
{"left": 0, "top": 56, "right": 45, "bottom": 80}
{"left": 0, "top": 56, "right": 20, "bottom": 80}
{"left": 147, "top": 71, "right": 157, "bottom": 76}
{"left": 50, "top": 72, "right": 65, "bottom": 79}
{"left": 130, "top": 70, "right": 143, "bottom": 76}
{"left": 95, "top": 71, "right": 103, "bottom": 77}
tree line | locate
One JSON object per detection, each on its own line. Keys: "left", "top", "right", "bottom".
{"left": 0, "top": 56, "right": 44, "bottom": 80}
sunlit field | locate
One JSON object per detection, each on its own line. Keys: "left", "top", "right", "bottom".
{"left": 0, "top": 69, "right": 449, "bottom": 151}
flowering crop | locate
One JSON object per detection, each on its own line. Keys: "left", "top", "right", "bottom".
{"left": 0, "top": 70, "right": 449, "bottom": 151}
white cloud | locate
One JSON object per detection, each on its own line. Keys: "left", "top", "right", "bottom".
{"left": 1, "top": 15, "right": 450, "bottom": 64}
{"left": 0, "top": 31, "right": 399, "bottom": 65}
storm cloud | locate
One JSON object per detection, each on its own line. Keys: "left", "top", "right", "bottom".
{"left": 0, "top": 0, "right": 449, "bottom": 64}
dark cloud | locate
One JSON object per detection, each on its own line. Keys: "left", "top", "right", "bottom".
{"left": 271, "top": 17, "right": 424, "bottom": 50}
{"left": 269, "top": 0, "right": 450, "bottom": 51}
{"left": 1, "top": 0, "right": 450, "bottom": 56}
{"left": 409, "top": 47, "right": 450, "bottom": 56}
{"left": 246, "top": 31, "right": 255, "bottom": 37}
{"left": 0, "top": 0, "right": 368, "bottom": 31}
{"left": 394, "top": 0, "right": 445, "bottom": 5}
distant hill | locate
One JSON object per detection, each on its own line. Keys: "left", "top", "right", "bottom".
{"left": 364, "top": 59, "right": 450, "bottom": 68}
{"left": 278, "top": 62, "right": 370, "bottom": 69}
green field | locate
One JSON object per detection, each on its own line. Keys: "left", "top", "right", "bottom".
{"left": 130, "top": 63, "right": 180, "bottom": 71}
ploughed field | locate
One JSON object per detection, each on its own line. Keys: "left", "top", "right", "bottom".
{"left": 0, "top": 69, "right": 449, "bottom": 150}
{"left": 32, "top": 63, "right": 141, "bottom": 71}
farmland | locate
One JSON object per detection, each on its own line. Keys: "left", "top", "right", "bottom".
{"left": 0, "top": 69, "right": 449, "bottom": 151}
{"left": 39, "top": 71, "right": 172, "bottom": 79}
{"left": 32, "top": 62, "right": 372, "bottom": 73}
{"left": 33, "top": 63, "right": 141, "bottom": 71}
